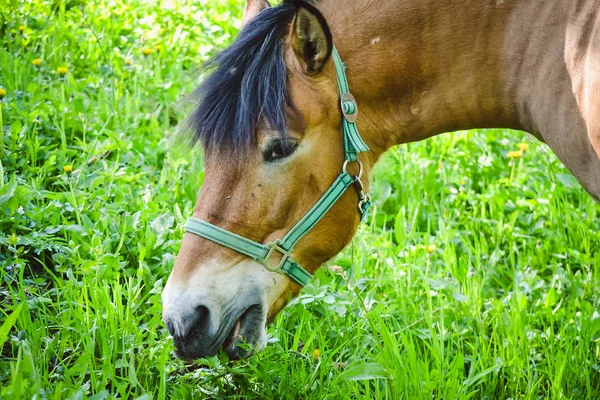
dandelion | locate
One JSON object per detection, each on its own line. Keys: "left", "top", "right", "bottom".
{"left": 507, "top": 150, "right": 523, "bottom": 159}
{"left": 57, "top": 67, "right": 69, "bottom": 75}
{"left": 124, "top": 58, "right": 134, "bottom": 65}
{"left": 19, "top": 25, "right": 25, "bottom": 32}
{"left": 427, "top": 244, "right": 436, "bottom": 253}
{"left": 312, "top": 349, "right": 320, "bottom": 360}
{"left": 517, "top": 142, "right": 529, "bottom": 152}
{"left": 32, "top": 58, "right": 42, "bottom": 66}
{"left": 0, "top": 88, "right": 6, "bottom": 99}
{"left": 155, "top": 45, "right": 162, "bottom": 52}
{"left": 142, "top": 48, "right": 152, "bottom": 56}
{"left": 63, "top": 165, "right": 73, "bottom": 173}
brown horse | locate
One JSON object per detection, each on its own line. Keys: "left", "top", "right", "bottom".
{"left": 162, "top": 0, "right": 600, "bottom": 359}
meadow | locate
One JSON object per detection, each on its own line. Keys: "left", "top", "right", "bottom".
{"left": 1, "top": 0, "right": 600, "bottom": 398}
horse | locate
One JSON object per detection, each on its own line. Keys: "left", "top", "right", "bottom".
{"left": 162, "top": 0, "right": 600, "bottom": 360}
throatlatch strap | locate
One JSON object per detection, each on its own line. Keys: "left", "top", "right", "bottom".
{"left": 331, "top": 46, "right": 369, "bottom": 162}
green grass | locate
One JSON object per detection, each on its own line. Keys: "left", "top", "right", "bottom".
{"left": 2, "top": 1, "right": 600, "bottom": 398}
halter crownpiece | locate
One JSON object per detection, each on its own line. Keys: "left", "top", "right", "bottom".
{"left": 184, "top": 46, "right": 371, "bottom": 287}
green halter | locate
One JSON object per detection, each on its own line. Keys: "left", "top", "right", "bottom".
{"left": 185, "top": 46, "right": 370, "bottom": 287}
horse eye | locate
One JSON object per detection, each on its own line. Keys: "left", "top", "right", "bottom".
{"left": 263, "top": 139, "right": 299, "bottom": 163}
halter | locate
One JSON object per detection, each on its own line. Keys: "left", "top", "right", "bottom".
{"left": 184, "top": 46, "right": 370, "bottom": 287}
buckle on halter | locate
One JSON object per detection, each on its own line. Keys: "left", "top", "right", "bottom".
{"left": 262, "top": 240, "right": 292, "bottom": 272}
{"left": 341, "top": 92, "right": 358, "bottom": 123}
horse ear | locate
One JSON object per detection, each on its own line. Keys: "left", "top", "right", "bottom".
{"left": 242, "top": 0, "right": 271, "bottom": 27}
{"left": 290, "top": 2, "right": 333, "bottom": 75}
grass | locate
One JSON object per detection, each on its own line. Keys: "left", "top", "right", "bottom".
{"left": 1, "top": 0, "right": 600, "bottom": 398}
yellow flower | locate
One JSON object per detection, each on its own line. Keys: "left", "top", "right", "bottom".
{"left": 507, "top": 150, "right": 523, "bottom": 159}
{"left": 427, "top": 244, "right": 436, "bottom": 254}
{"left": 0, "top": 88, "right": 6, "bottom": 99}
{"left": 124, "top": 58, "right": 134, "bottom": 65}
{"left": 19, "top": 25, "right": 25, "bottom": 32}
{"left": 57, "top": 67, "right": 69, "bottom": 75}
{"left": 154, "top": 45, "right": 162, "bottom": 52}
{"left": 517, "top": 143, "right": 529, "bottom": 152}
{"left": 142, "top": 48, "right": 152, "bottom": 56}
{"left": 63, "top": 165, "right": 73, "bottom": 173}
{"left": 32, "top": 58, "right": 42, "bottom": 66}
{"left": 312, "top": 349, "right": 320, "bottom": 360}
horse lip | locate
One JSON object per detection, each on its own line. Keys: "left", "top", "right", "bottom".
{"left": 222, "top": 305, "right": 262, "bottom": 360}
{"left": 223, "top": 317, "right": 242, "bottom": 350}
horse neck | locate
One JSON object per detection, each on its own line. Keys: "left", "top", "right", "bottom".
{"left": 318, "top": 0, "right": 565, "bottom": 155}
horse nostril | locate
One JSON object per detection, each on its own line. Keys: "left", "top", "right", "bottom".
{"left": 166, "top": 320, "right": 176, "bottom": 337}
{"left": 182, "top": 305, "right": 211, "bottom": 338}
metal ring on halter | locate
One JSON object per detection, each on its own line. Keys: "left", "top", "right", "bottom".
{"left": 342, "top": 159, "right": 363, "bottom": 179}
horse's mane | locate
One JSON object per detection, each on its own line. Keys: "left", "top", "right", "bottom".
{"left": 188, "top": 1, "right": 298, "bottom": 155}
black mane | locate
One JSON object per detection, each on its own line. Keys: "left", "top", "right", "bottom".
{"left": 188, "top": 1, "right": 297, "bottom": 154}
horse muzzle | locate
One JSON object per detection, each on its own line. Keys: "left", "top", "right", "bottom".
{"left": 163, "top": 300, "right": 266, "bottom": 360}
{"left": 161, "top": 258, "right": 275, "bottom": 360}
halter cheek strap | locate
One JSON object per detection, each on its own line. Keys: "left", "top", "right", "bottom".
{"left": 184, "top": 46, "right": 371, "bottom": 287}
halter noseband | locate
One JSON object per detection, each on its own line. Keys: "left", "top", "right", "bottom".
{"left": 185, "top": 47, "right": 371, "bottom": 287}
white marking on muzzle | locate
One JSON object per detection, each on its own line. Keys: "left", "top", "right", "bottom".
{"left": 162, "top": 258, "right": 289, "bottom": 338}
